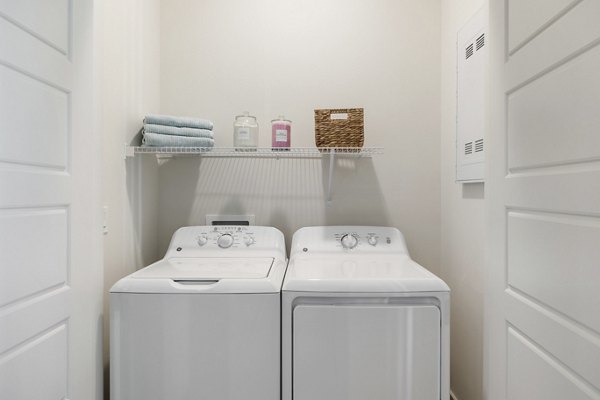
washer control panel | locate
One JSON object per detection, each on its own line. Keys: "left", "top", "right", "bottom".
{"left": 167, "top": 226, "right": 285, "bottom": 257}
{"left": 195, "top": 226, "right": 258, "bottom": 249}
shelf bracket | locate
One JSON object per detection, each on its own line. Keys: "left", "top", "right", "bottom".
{"left": 326, "top": 149, "right": 336, "bottom": 205}
{"left": 124, "top": 144, "right": 135, "bottom": 159}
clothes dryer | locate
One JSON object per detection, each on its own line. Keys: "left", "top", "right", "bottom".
{"left": 110, "top": 226, "right": 286, "bottom": 400}
{"left": 282, "top": 226, "right": 449, "bottom": 400}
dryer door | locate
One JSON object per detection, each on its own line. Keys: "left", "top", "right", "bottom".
{"left": 293, "top": 304, "right": 440, "bottom": 400}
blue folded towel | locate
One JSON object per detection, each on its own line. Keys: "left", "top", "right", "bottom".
{"left": 144, "top": 124, "right": 214, "bottom": 138}
{"left": 144, "top": 114, "right": 214, "bottom": 130}
{"left": 142, "top": 132, "right": 215, "bottom": 147}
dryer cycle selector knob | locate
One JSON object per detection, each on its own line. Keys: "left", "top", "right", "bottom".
{"left": 368, "top": 235, "right": 378, "bottom": 246}
{"left": 217, "top": 234, "right": 234, "bottom": 248}
{"left": 341, "top": 234, "right": 358, "bottom": 249}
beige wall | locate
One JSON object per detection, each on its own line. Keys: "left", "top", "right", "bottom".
{"left": 157, "top": 0, "right": 442, "bottom": 271}
{"left": 440, "top": 1, "right": 486, "bottom": 400}
{"left": 99, "top": 0, "right": 161, "bottom": 396}
{"left": 100, "top": 1, "right": 490, "bottom": 398}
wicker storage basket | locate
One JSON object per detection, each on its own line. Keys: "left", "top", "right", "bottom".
{"left": 314, "top": 108, "right": 364, "bottom": 150}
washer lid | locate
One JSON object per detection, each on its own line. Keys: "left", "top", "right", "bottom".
{"left": 283, "top": 255, "right": 449, "bottom": 293}
{"left": 132, "top": 257, "right": 274, "bottom": 280}
{"left": 110, "top": 256, "right": 286, "bottom": 294}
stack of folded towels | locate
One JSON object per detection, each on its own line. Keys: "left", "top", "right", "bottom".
{"left": 142, "top": 114, "right": 215, "bottom": 148}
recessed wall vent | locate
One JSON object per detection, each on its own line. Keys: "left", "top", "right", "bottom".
{"left": 475, "top": 138, "right": 484, "bottom": 152}
{"left": 465, "top": 142, "right": 473, "bottom": 155}
{"left": 476, "top": 33, "right": 485, "bottom": 50}
{"left": 466, "top": 43, "right": 474, "bottom": 59}
{"left": 206, "top": 214, "right": 255, "bottom": 226}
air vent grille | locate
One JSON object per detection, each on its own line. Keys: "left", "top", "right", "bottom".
{"left": 475, "top": 138, "right": 484, "bottom": 152}
{"left": 466, "top": 44, "right": 474, "bottom": 59}
{"left": 476, "top": 34, "right": 485, "bottom": 50}
{"left": 465, "top": 142, "right": 473, "bottom": 155}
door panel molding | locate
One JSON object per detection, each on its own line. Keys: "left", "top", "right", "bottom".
{"left": 487, "top": 1, "right": 600, "bottom": 399}
{"left": 0, "top": 1, "right": 101, "bottom": 399}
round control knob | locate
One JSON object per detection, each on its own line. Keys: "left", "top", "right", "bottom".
{"left": 217, "top": 234, "right": 234, "bottom": 249}
{"left": 341, "top": 234, "right": 358, "bottom": 249}
{"left": 243, "top": 235, "right": 255, "bottom": 246}
{"left": 197, "top": 235, "right": 208, "bottom": 246}
{"left": 368, "top": 235, "right": 378, "bottom": 246}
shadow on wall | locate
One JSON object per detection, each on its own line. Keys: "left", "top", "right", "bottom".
{"left": 125, "top": 154, "right": 159, "bottom": 267}
{"left": 154, "top": 156, "right": 390, "bottom": 253}
{"left": 462, "top": 181, "right": 484, "bottom": 200}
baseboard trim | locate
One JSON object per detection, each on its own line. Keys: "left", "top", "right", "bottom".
{"left": 450, "top": 390, "right": 458, "bottom": 400}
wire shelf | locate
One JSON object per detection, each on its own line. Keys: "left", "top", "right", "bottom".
{"left": 126, "top": 146, "right": 383, "bottom": 158}
{"left": 124, "top": 146, "right": 383, "bottom": 203}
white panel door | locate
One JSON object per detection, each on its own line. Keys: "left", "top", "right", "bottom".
{"left": 0, "top": 1, "right": 103, "bottom": 399}
{"left": 487, "top": 1, "right": 600, "bottom": 399}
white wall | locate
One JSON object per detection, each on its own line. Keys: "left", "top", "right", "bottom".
{"left": 440, "top": 1, "right": 486, "bottom": 400}
{"left": 157, "top": 0, "right": 442, "bottom": 271}
{"left": 98, "top": 0, "right": 161, "bottom": 396}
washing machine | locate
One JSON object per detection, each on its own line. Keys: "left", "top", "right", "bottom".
{"left": 282, "top": 226, "right": 450, "bottom": 400}
{"left": 110, "top": 225, "right": 287, "bottom": 400}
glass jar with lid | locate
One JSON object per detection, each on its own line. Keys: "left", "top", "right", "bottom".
{"left": 233, "top": 111, "right": 258, "bottom": 150}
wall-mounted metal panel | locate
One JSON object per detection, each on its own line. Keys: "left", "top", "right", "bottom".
{"left": 456, "top": 8, "right": 487, "bottom": 182}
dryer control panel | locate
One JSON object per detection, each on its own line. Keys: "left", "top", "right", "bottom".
{"left": 165, "top": 226, "right": 286, "bottom": 259}
{"left": 291, "top": 226, "right": 409, "bottom": 257}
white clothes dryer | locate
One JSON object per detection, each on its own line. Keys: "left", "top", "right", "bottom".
{"left": 282, "top": 226, "right": 450, "bottom": 400}
{"left": 110, "top": 226, "right": 287, "bottom": 400}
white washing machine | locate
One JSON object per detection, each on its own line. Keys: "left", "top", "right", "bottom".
{"left": 110, "top": 226, "right": 287, "bottom": 400}
{"left": 282, "top": 226, "right": 450, "bottom": 400}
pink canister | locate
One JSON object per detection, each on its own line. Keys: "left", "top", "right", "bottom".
{"left": 271, "top": 115, "right": 291, "bottom": 150}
